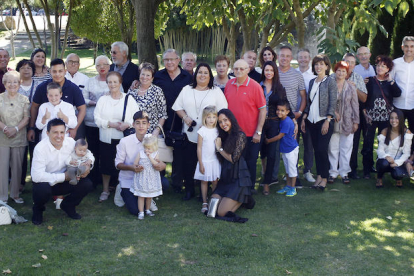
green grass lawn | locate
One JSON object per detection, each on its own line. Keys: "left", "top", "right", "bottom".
{"left": 1, "top": 165, "right": 414, "bottom": 275}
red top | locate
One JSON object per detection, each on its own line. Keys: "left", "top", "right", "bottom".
{"left": 224, "top": 77, "right": 266, "bottom": 137}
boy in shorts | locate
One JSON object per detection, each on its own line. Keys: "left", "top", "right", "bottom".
{"left": 265, "top": 100, "right": 299, "bottom": 197}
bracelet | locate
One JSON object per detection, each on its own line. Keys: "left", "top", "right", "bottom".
{"left": 28, "top": 127, "right": 36, "bottom": 131}
{"left": 15, "top": 126, "right": 19, "bottom": 132}
{"left": 2, "top": 126, "right": 7, "bottom": 132}
{"left": 298, "top": 110, "right": 303, "bottom": 115}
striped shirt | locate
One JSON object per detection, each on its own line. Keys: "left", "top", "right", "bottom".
{"left": 278, "top": 67, "right": 305, "bottom": 112}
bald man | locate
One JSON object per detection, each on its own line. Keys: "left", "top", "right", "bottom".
{"left": 224, "top": 59, "right": 266, "bottom": 193}
{"left": 354, "top": 46, "right": 376, "bottom": 80}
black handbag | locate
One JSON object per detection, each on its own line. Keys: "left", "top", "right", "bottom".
{"left": 165, "top": 113, "right": 188, "bottom": 148}
{"left": 121, "top": 94, "right": 136, "bottom": 136}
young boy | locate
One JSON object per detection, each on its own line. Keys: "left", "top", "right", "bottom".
{"left": 265, "top": 100, "right": 299, "bottom": 197}
{"left": 35, "top": 82, "right": 77, "bottom": 140}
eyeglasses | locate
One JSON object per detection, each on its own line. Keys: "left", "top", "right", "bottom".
{"left": 110, "top": 51, "right": 118, "bottom": 55}
{"left": 187, "top": 121, "right": 197, "bottom": 132}
{"left": 163, "top": 58, "right": 178, "bottom": 63}
{"left": 96, "top": 64, "right": 110, "bottom": 68}
{"left": 233, "top": 67, "right": 247, "bottom": 71}
{"left": 67, "top": 60, "right": 79, "bottom": 65}
{"left": 358, "top": 53, "right": 370, "bottom": 56}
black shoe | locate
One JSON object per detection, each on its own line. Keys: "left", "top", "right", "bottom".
{"left": 349, "top": 171, "right": 360, "bottom": 179}
{"left": 250, "top": 188, "right": 258, "bottom": 195}
{"left": 295, "top": 179, "right": 303, "bottom": 189}
{"left": 371, "top": 166, "right": 377, "bottom": 173}
{"left": 182, "top": 191, "right": 195, "bottom": 201}
{"left": 60, "top": 201, "right": 82, "bottom": 220}
{"left": 32, "top": 206, "right": 45, "bottom": 225}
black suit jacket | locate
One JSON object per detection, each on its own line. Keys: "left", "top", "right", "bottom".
{"left": 110, "top": 61, "right": 139, "bottom": 92}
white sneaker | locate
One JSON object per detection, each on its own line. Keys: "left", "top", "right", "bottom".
{"left": 54, "top": 198, "right": 63, "bottom": 209}
{"left": 149, "top": 199, "right": 158, "bottom": 211}
{"left": 145, "top": 210, "right": 155, "bottom": 217}
{"left": 138, "top": 212, "right": 144, "bottom": 220}
{"left": 304, "top": 172, "right": 316, "bottom": 183}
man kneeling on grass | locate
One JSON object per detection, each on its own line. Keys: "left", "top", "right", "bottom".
{"left": 31, "top": 118, "right": 94, "bottom": 225}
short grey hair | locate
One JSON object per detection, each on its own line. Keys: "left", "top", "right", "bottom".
{"left": 2, "top": 71, "right": 20, "bottom": 85}
{"left": 402, "top": 36, "right": 414, "bottom": 46}
{"left": 182, "top": 51, "right": 197, "bottom": 62}
{"left": 95, "top": 55, "right": 111, "bottom": 65}
{"left": 111, "top": 41, "right": 129, "bottom": 56}
{"left": 0, "top": 48, "right": 10, "bottom": 57}
{"left": 297, "top": 48, "right": 310, "bottom": 55}
{"left": 163, "top": 49, "right": 179, "bottom": 59}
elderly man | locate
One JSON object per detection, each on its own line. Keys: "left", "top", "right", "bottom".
{"left": 181, "top": 52, "right": 197, "bottom": 75}
{"left": 65, "top": 53, "right": 89, "bottom": 91}
{"left": 153, "top": 49, "right": 192, "bottom": 198}
{"left": 225, "top": 59, "right": 266, "bottom": 193}
{"left": 27, "top": 58, "right": 86, "bottom": 141}
{"left": 391, "top": 36, "right": 414, "bottom": 134}
{"left": 278, "top": 46, "right": 306, "bottom": 186}
{"left": 296, "top": 48, "right": 315, "bottom": 182}
{"left": 31, "top": 119, "right": 93, "bottom": 225}
{"left": 0, "top": 49, "right": 12, "bottom": 93}
{"left": 335, "top": 53, "right": 367, "bottom": 179}
{"left": 109, "top": 41, "right": 139, "bottom": 92}
{"left": 243, "top": 50, "right": 261, "bottom": 83}
{"left": 355, "top": 46, "right": 376, "bottom": 80}
{"left": 115, "top": 111, "right": 166, "bottom": 216}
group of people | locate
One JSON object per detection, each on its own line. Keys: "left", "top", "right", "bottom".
{"left": 1, "top": 35, "right": 414, "bottom": 225}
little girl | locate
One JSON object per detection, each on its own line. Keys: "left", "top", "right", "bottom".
{"left": 130, "top": 134, "right": 163, "bottom": 220}
{"left": 194, "top": 106, "right": 221, "bottom": 213}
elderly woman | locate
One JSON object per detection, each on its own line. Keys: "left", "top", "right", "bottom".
{"left": 301, "top": 54, "right": 337, "bottom": 190}
{"left": 31, "top": 48, "right": 51, "bottom": 85}
{"left": 127, "top": 62, "right": 167, "bottom": 136}
{"left": 361, "top": 55, "right": 402, "bottom": 179}
{"left": 211, "top": 109, "right": 251, "bottom": 222}
{"left": 213, "top": 55, "right": 231, "bottom": 91}
{"left": 82, "top": 55, "right": 111, "bottom": 185}
{"left": 328, "top": 61, "right": 359, "bottom": 184}
{"left": 0, "top": 71, "right": 29, "bottom": 203}
{"left": 94, "top": 71, "right": 139, "bottom": 202}
{"left": 172, "top": 63, "right": 228, "bottom": 200}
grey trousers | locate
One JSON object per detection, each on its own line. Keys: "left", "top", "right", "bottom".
{"left": 0, "top": 146, "right": 25, "bottom": 201}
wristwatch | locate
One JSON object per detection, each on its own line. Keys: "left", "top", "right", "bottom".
{"left": 219, "top": 148, "right": 224, "bottom": 152}
{"left": 256, "top": 131, "right": 262, "bottom": 135}
{"left": 326, "top": 117, "right": 332, "bottom": 122}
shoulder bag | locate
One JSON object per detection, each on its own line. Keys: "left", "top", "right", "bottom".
{"left": 157, "top": 124, "right": 174, "bottom": 163}
{"left": 122, "top": 94, "right": 136, "bottom": 136}
{"left": 165, "top": 113, "right": 188, "bottom": 148}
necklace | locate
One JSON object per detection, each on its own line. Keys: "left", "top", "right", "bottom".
{"left": 193, "top": 88, "right": 211, "bottom": 119}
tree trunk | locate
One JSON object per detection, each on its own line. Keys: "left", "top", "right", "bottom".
{"left": 40, "top": 0, "right": 56, "bottom": 59}
{"left": 292, "top": 0, "right": 305, "bottom": 48}
{"left": 54, "top": 4, "right": 60, "bottom": 57}
{"left": 23, "top": 0, "right": 43, "bottom": 48}
{"left": 16, "top": 0, "right": 36, "bottom": 48}
{"left": 133, "top": 0, "right": 164, "bottom": 70}
{"left": 60, "top": 0, "right": 73, "bottom": 59}
{"left": 222, "top": 16, "right": 236, "bottom": 66}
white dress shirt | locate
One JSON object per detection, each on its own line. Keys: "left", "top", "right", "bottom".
{"left": 36, "top": 101, "right": 77, "bottom": 140}
{"left": 296, "top": 66, "right": 315, "bottom": 94}
{"left": 115, "top": 134, "right": 143, "bottom": 189}
{"left": 390, "top": 57, "right": 414, "bottom": 110}
{"left": 31, "top": 137, "right": 76, "bottom": 185}
{"left": 65, "top": 71, "right": 89, "bottom": 91}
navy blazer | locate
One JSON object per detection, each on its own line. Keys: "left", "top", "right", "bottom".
{"left": 110, "top": 61, "right": 140, "bottom": 92}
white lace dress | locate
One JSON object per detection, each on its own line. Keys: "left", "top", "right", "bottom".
{"left": 194, "top": 126, "right": 221, "bottom": 181}
{"left": 131, "top": 150, "right": 163, "bottom": 197}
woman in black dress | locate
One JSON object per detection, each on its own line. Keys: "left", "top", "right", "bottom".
{"left": 211, "top": 109, "right": 251, "bottom": 221}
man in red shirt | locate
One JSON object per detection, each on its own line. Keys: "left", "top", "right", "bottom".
{"left": 224, "top": 59, "right": 266, "bottom": 193}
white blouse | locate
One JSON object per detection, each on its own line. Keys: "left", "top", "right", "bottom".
{"left": 172, "top": 85, "right": 228, "bottom": 143}
{"left": 307, "top": 77, "right": 326, "bottom": 123}
{"left": 94, "top": 94, "right": 139, "bottom": 144}
{"left": 82, "top": 76, "right": 110, "bottom": 127}
{"left": 377, "top": 132, "right": 413, "bottom": 166}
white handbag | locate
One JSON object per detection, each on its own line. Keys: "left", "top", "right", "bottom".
{"left": 0, "top": 206, "right": 12, "bottom": 225}
{"left": 157, "top": 126, "right": 173, "bottom": 163}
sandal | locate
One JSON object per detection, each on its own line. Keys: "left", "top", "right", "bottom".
{"left": 201, "top": 203, "right": 208, "bottom": 213}
{"left": 376, "top": 179, "right": 383, "bottom": 188}
{"left": 328, "top": 176, "right": 335, "bottom": 184}
{"left": 99, "top": 191, "right": 110, "bottom": 202}
{"left": 396, "top": 180, "right": 403, "bottom": 188}
{"left": 262, "top": 190, "right": 270, "bottom": 196}
{"left": 342, "top": 176, "right": 350, "bottom": 185}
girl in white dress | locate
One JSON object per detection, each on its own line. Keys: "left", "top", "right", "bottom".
{"left": 194, "top": 106, "right": 221, "bottom": 213}
{"left": 131, "top": 134, "right": 162, "bottom": 220}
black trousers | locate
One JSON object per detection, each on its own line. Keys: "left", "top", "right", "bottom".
{"left": 32, "top": 178, "right": 93, "bottom": 215}
{"left": 171, "top": 141, "right": 198, "bottom": 193}
{"left": 376, "top": 158, "right": 407, "bottom": 180}
{"left": 262, "top": 119, "right": 280, "bottom": 184}
{"left": 401, "top": 108, "right": 414, "bottom": 152}
{"left": 306, "top": 119, "right": 334, "bottom": 179}
{"left": 85, "top": 126, "right": 101, "bottom": 186}
{"left": 361, "top": 120, "right": 388, "bottom": 175}
{"left": 350, "top": 108, "right": 367, "bottom": 172}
